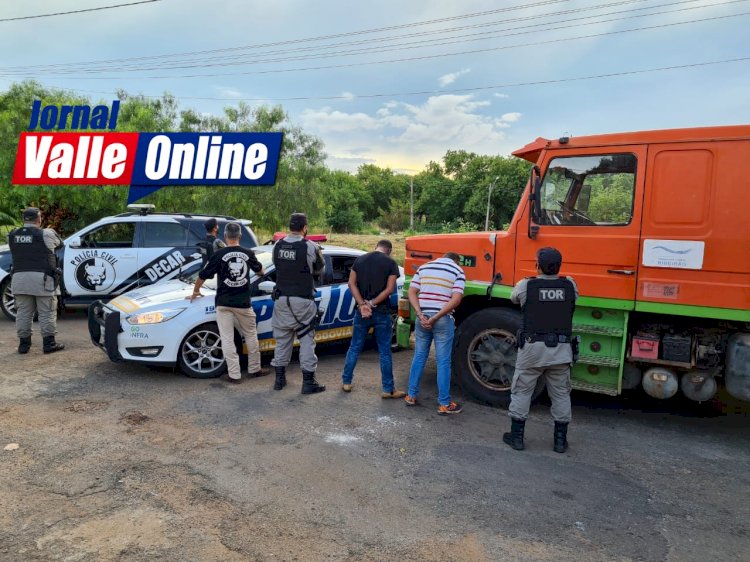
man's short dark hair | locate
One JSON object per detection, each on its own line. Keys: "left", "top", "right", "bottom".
{"left": 443, "top": 252, "right": 461, "bottom": 264}
{"left": 204, "top": 218, "right": 218, "bottom": 233}
{"left": 289, "top": 213, "right": 308, "bottom": 232}
{"left": 225, "top": 222, "right": 241, "bottom": 240}
{"left": 376, "top": 239, "right": 393, "bottom": 251}
{"left": 537, "top": 247, "right": 562, "bottom": 275}
{"left": 23, "top": 207, "right": 40, "bottom": 222}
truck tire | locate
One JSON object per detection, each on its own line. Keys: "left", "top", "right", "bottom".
{"left": 1, "top": 278, "right": 16, "bottom": 321}
{"left": 454, "top": 307, "right": 544, "bottom": 408}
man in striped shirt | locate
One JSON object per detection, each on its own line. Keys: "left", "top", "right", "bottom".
{"left": 405, "top": 252, "right": 465, "bottom": 415}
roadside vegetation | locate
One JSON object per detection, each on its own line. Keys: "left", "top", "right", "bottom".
{"left": 0, "top": 81, "right": 530, "bottom": 248}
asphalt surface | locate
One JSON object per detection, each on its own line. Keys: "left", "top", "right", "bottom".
{"left": 1, "top": 314, "right": 748, "bottom": 562}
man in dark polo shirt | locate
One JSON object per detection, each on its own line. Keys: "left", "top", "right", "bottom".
{"left": 188, "top": 222, "right": 267, "bottom": 383}
{"left": 340, "top": 240, "right": 406, "bottom": 398}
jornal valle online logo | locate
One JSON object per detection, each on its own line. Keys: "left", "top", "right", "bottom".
{"left": 12, "top": 100, "right": 283, "bottom": 190}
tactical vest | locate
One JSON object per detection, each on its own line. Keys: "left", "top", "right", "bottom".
{"left": 8, "top": 226, "right": 56, "bottom": 274}
{"left": 273, "top": 238, "right": 314, "bottom": 298}
{"left": 522, "top": 277, "right": 576, "bottom": 338}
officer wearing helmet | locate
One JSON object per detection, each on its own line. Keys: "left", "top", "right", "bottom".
{"left": 270, "top": 212, "right": 326, "bottom": 394}
{"left": 503, "top": 247, "right": 578, "bottom": 453}
{"left": 8, "top": 207, "right": 65, "bottom": 354}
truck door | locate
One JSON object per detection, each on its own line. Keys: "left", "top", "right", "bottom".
{"left": 515, "top": 146, "right": 646, "bottom": 302}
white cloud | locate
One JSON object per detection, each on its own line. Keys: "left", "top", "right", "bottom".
{"left": 438, "top": 68, "right": 471, "bottom": 87}
{"left": 340, "top": 91, "right": 355, "bottom": 101}
{"left": 494, "top": 93, "right": 510, "bottom": 99}
{"left": 302, "top": 94, "right": 521, "bottom": 171}
{"left": 500, "top": 112, "right": 522, "bottom": 123}
{"left": 299, "top": 107, "right": 380, "bottom": 133}
{"left": 214, "top": 86, "right": 244, "bottom": 99}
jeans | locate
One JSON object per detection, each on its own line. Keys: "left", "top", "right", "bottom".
{"left": 407, "top": 313, "right": 455, "bottom": 406}
{"left": 342, "top": 309, "right": 394, "bottom": 392}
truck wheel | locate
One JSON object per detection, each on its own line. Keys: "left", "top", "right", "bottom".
{"left": 1, "top": 279, "right": 16, "bottom": 321}
{"left": 454, "top": 307, "right": 544, "bottom": 408}
{"left": 178, "top": 323, "right": 227, "bottom": 379}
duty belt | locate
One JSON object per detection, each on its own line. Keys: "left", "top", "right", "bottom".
{"left": 524, "top": 333, "right": 572, "bottom": 345}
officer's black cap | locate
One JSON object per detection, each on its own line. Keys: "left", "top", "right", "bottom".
{"left": 537, "top": 247, "right": 563, "bottom": 270}
{"left": 204, "top": 218, "right": 218, "bottom": 232}
{"left": 22, "top": 207, "right": 40, "bottom": 221}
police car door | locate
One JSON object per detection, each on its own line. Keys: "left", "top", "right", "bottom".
{"left": 63, "top": 220, "right": 139, "bottom": 297}
{"left": 134, "top": 220, "right": 204, "bottom": 291}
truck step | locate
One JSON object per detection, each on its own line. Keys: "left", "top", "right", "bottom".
{"left": 577, "top": 354, "right": 621, "bottom": 368}
{"left": 573, "top": 323, "right": 625, "bottom": 337}
{"left": 571, "top": 380, "right": 619, "bottom": 396}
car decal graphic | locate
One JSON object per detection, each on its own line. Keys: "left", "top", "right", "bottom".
{"left": 109, "top": 248, "right": 203, "bottom": 295}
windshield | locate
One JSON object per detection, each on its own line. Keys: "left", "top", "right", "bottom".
{"left": 185, "top": 249, "right": 274, "bottom": 288}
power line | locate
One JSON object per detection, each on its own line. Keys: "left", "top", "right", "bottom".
{"left": 0, "top": 0, "right": 162, "bottom": 23}
{"left": 4, "top": 0, "right": 706, "bottom": 75}
{"left": 1, "top": 0, "right": 719, "bottom": 74}
{"left": 38, "top": 56, "right": 750, "bottom": 102}
{"left": 8, "top": 10, "right": 748, "bottom": 80}
{"left": 0, "top": 0, "right": 571, "bottom": 66}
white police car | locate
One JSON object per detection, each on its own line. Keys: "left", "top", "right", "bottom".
{"left": 0, "top": 204, "right": 258, "bottom": 320}
{"left": 88, "top": 245, "right": 405, "bottom": 378}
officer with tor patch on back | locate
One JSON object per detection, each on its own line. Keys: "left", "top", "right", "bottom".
{"left": 504, "top": 247, "right": 579, "bottom": 453}
{"left": 270, "top": 212, "right": 326, "bottom": 394}
{"left": 8, "top": 207, "right": 65, "bottom": 354}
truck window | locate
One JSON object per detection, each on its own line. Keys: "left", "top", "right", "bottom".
{"left": 538, "top": 154, "right": 637, "bottom": 226}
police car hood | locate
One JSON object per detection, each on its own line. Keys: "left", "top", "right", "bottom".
{"left": 107, "top": 278, "right": 215, "bottom": 314}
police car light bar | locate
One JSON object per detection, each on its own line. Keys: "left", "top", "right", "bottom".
{"left": 127, "top": 204, "right": 155, "bottom": 216}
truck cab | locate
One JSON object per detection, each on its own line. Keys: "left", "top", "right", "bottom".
{"left": 398, "top": 125, "right": 750, "bottom": 407}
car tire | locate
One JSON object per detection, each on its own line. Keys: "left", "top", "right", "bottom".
{"left": 454, "top": 307, "right": 545, "bottom": 408}
{"left": 178, "top": 322, "right": 227, "bottom": 379}
{"left": 1, "top": 278, "right": 16, "bottom": 321}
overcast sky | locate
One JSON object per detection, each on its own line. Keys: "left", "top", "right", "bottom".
{"left": 1, "top": 0, "right": 748, "bottom": 173}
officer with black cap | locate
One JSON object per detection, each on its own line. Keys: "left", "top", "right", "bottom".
{"left": 503, "top": 247, "right": 578, "bottom": 453}
{"left": 8, "top": 207, "right": 65, "bottom": 354}
{"left": 270, "top": 212, "right": 326, "bottom": 394}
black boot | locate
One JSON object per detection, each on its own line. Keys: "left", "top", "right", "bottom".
{"left": 503, "top": 418, "right": 526, "bottom": 451}
{"left": 553, "top": 421, "right": 569, "bottom": 453}
{"left": 301, "top": 370, "right": 326, "bottom": 394}
{"left": 18, "top": 337, "right": 32, "bottom": 354}
{"left": 42, "top": 336, "right": 65, "bottom": 354}
{"left": 273, "top": 366, "right": 287, "bottom": 391}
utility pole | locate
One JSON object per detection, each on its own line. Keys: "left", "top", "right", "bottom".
{"left": 410, "top": 177, "right": 414, "bottom": 230}
{"left": 485, "top": 176, "right": 500, "bottom": 231}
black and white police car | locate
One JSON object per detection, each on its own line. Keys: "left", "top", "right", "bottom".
{"left": 0, "top": 204, "right": 258, "bottom": 320}
{"left": 88, "top": 244, "right": 405, "bottom": 378}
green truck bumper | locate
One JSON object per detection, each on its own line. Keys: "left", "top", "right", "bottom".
{"left": 396, "top": 318, "right": 412, "bottom": 349}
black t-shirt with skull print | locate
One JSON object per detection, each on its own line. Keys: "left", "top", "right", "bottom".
{"left": 199, "top": 246, "right": 263, "bottom": 308}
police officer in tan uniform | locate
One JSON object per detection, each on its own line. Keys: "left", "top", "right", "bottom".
{"left": 504, "top": 247, "right": 578, "bottom": 453}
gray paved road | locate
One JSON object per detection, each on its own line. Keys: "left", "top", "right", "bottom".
{"left": 1, "top": 315, "right": 748, "bottom": 561}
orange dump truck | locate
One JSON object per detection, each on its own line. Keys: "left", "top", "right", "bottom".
{"left": 397, "top": 125, "right": 750, "bottom": 406}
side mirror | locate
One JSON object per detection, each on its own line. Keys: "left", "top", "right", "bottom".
{"left": 258, "top": 280, "right": 276, "bottom": 294}
{"left": 68, "top": 236, "right": 82, "bottom": 249}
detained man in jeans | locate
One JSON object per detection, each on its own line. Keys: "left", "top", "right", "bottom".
{"left": 405, "top": 252, "right": 465, "bottom": 415}
{"left": 188, "top": 222, "right": 268, "bottom": 383}
{"left": 341, "top": 240, "right": 406, "bottom": 398}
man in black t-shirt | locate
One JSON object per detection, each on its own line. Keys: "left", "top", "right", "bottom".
{"left": 341, "top": 240, "right": 406, "bottom": 398}
{"left": 188, "top": 222, "right": 266, "bottom": 383}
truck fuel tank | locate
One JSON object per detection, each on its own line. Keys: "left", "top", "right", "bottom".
{"left": 725, "top": 333, "right": 750, "bottom": 402}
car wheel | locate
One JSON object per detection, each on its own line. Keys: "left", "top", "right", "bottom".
{"left": 1, "top": 278, "right": 16, "bottom": 321}
{"left": 178, "top": 322, "right": 227, "bottom": 378}
{"left": 454, "top": 307, "right": 545, "bottom": 408}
